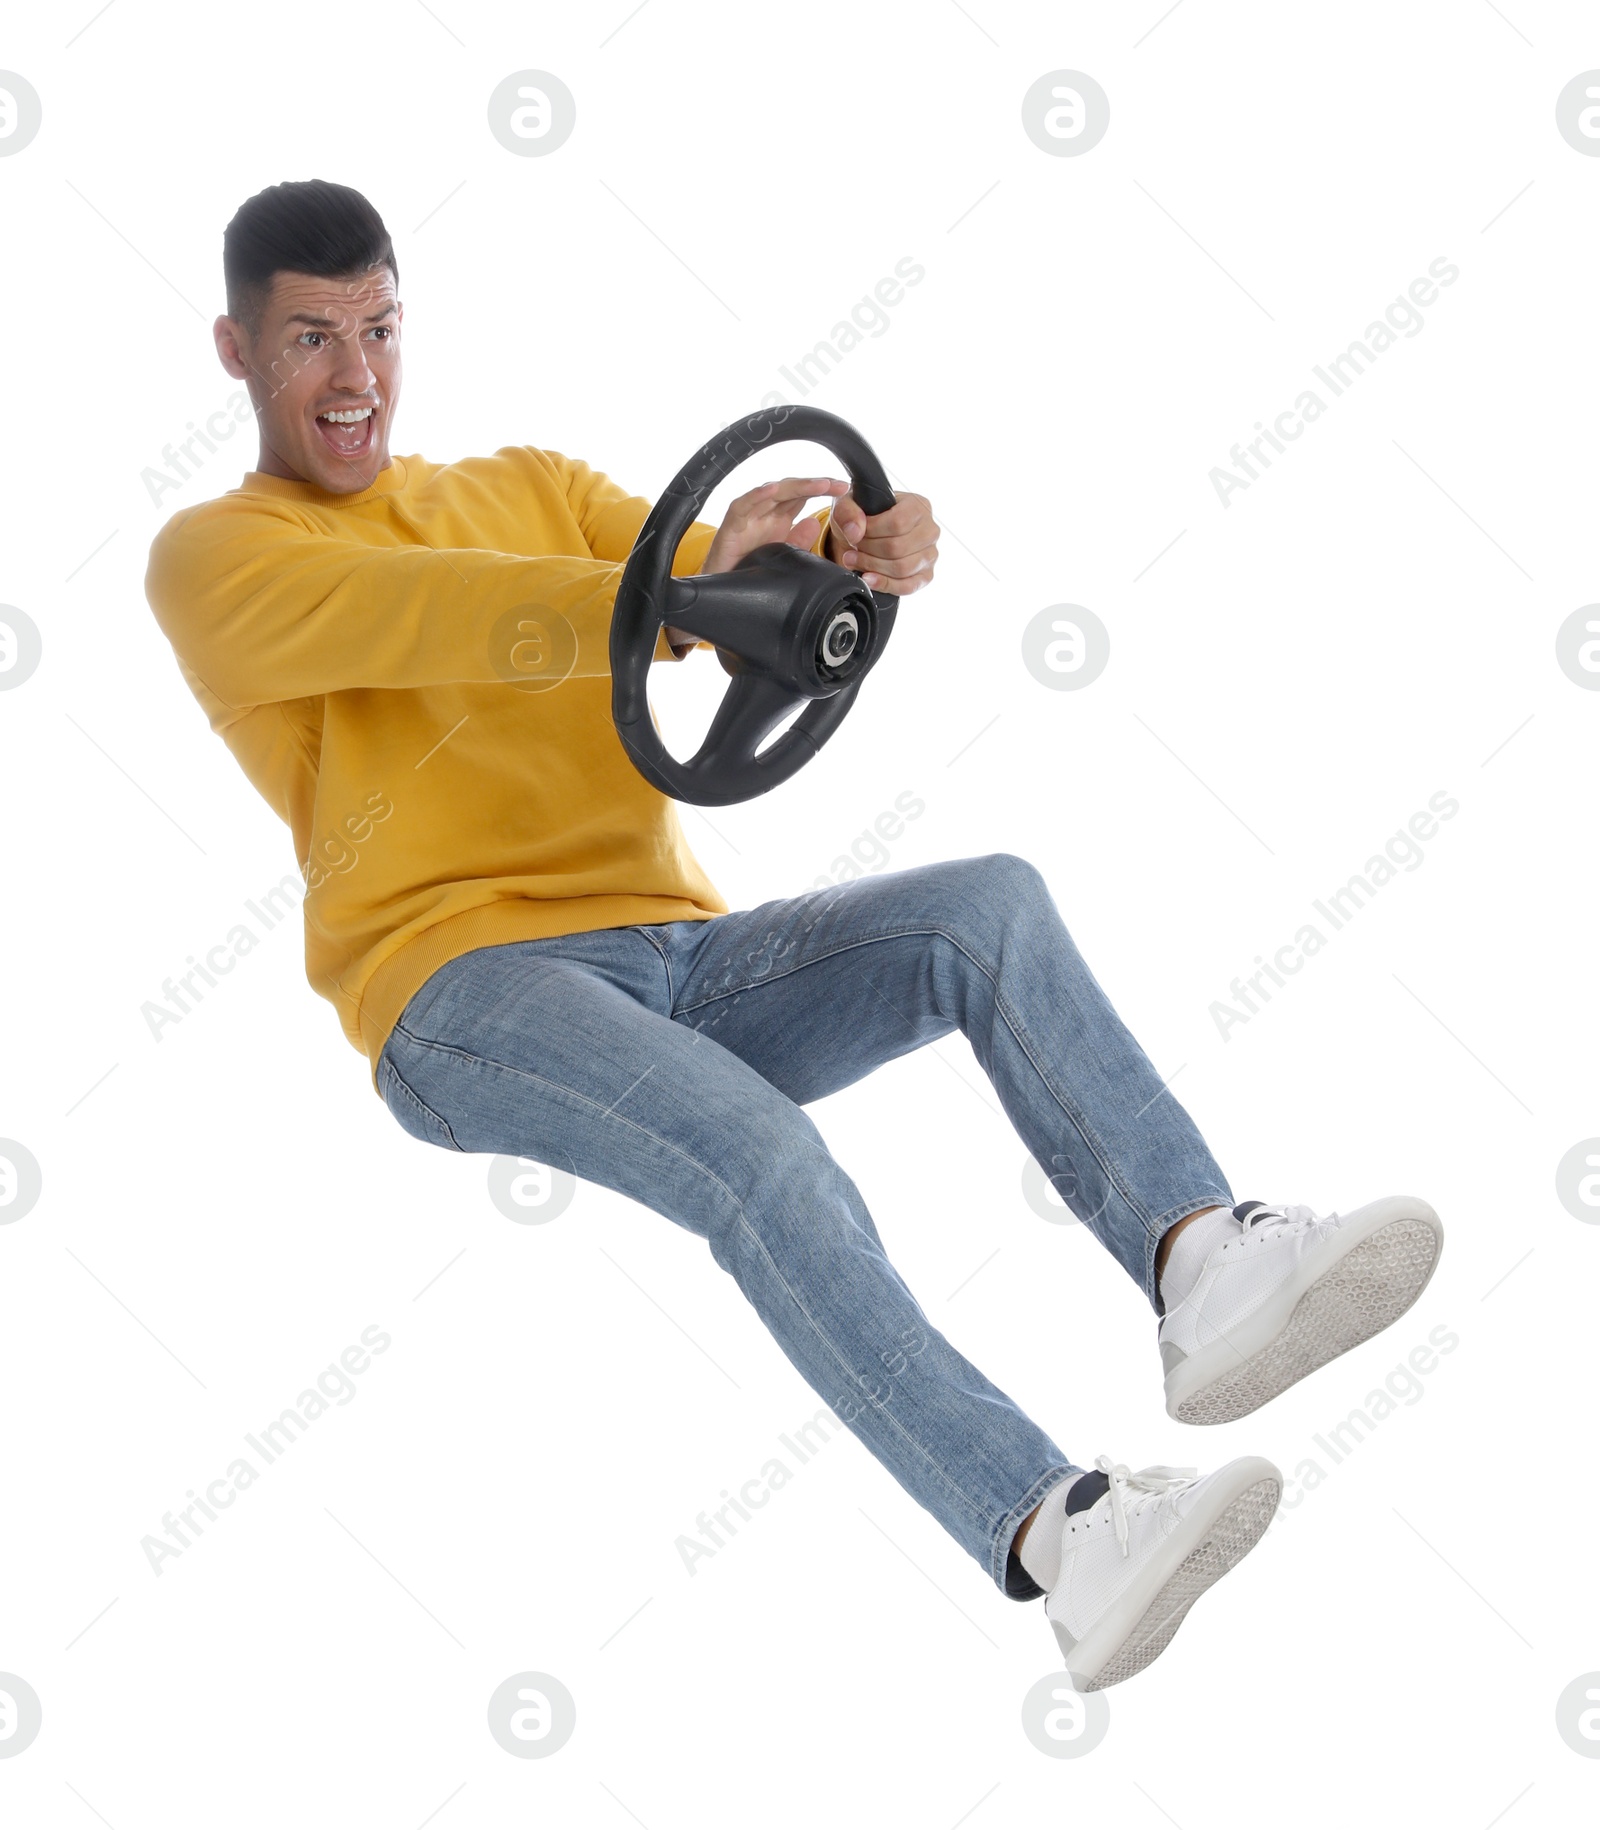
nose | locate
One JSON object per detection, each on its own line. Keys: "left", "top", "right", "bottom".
{"left": 328, "top": 334, "right": 379, "bottom": 397}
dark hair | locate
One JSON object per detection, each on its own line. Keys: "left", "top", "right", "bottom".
{"left": 223, "top": 179, "right": 397, "bottom": 338}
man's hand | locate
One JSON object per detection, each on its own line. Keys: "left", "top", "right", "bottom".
{"left": 662, "top": 474, "right": 940, "bottom": 653}
{"left": 824, "top": 489, "right": 939, "bottom": 595}
{"left": 663, "top": 476, "right": 849, "bottom": 652}
{"left": 701, "top": 475, "right": 849, "bottom": 576}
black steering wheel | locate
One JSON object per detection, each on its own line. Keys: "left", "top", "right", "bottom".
{"left": 610, "top": 405, "right": 900, "bottom": 806}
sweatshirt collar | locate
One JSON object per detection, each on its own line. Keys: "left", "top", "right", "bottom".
{"left": 232, "top": 455, "right": 412, "bottom": 507}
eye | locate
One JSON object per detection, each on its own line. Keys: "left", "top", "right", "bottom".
{"left": 367, "top": 325, "right": 393, "bottom": 342}
{"left": 298, "top": 330, "right": 326, "bottom": 349}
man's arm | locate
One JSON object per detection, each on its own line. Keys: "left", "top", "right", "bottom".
{"left": 146, "top": 499, "right": 634, "bottom": 709}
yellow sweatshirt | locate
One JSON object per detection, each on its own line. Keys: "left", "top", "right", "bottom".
{"left": 145, "top": 445, "right": 832, "bottom": 1086}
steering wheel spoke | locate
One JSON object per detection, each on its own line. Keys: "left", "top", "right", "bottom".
{"left": 687, "top": 671, "right": 807, "bottom": 782}
{"left": 660, "top": 574, "right": 700, "bottom": 630}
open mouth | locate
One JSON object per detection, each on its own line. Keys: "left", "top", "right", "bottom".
{"left": 315, "top": 404, "right": 377, "bottom": 459}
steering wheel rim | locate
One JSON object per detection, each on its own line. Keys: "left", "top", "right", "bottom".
{"left": 610, "top": 405, "right": 899, "bottom": 806}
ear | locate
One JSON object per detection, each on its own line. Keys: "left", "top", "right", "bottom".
{"left": 214, "top": 314, "right": 250, "bottom": 381}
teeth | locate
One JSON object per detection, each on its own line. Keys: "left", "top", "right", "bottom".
{"left": 321, "top": 408, "right": 373, "bottom": 423}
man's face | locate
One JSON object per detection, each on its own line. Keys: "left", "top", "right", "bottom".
{"left": 216, "top": 264, "right": 401, "bottom": 492}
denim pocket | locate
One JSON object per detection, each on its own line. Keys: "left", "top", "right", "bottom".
{"left": 378, "top": 1046, "right": 464, "bottom": 1152}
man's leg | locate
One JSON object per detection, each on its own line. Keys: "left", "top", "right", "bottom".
{"left": 376, "top": 922, "right": 1084, "bottom": 1597}
{"left": 653, "top": 852, "right": 1232, "bottom": 1310}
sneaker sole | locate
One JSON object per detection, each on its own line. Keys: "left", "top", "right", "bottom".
{"left": 1169, "top": 1214, "right": 1441, "bottom": 1426}
{"left": 1056, "top": 1474, "right": 1281, "bottom": 1690}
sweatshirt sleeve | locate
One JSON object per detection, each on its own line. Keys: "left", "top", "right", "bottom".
{"left": 146, "top": 498, "right": 636, "bottom": 709}
{"left": 552, "top": 450, "right": 718, "bottom": 572}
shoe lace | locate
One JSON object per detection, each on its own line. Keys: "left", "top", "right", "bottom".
{"left": 1093, "top": 1455, "right": 1199, "bottom": 1558}
{"left": 1237, "top": 1200, "right": 1335, "bottom": 1236}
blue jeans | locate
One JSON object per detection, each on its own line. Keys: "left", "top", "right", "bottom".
{"left": 376, "top": 854, "right": 1233, "bottom": 1596}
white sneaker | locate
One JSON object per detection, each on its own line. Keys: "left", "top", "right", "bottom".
{"left": 1044, "top": 1454, "right": 1280, "bottom": 1691}
{"left": 1160, "top": 1195, "right": 1444, "bottom": 1425}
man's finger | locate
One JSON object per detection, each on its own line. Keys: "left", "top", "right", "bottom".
{"left": 862, "top": 570, "right": 932, "bottom": 594}
{"left": 865, "top": 551, "right": 935, "bottom": 585}
{"left": 847, "top": 496, "right": 926, "bottom": 537}
{"left": 835, "top": 528, "right": 939, "bottom": 564}
{"left": 854, "top": 555, "right": 935, "bottom": 591}
{"left": 738, "top": 476, "right": 849, "bottom": 514}
{"left": 829, "top": 491, "right": 866, "bottom": 539}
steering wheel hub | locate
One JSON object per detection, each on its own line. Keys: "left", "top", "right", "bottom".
{"left": 821, "top": 607, "right": 859, "bottom": 672}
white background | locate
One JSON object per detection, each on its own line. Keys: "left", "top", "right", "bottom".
{"left": 0, "top": 0, "right": 1594, "bottom": 1821}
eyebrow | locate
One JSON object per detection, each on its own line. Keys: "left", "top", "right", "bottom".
{"left": 281, "top": 303, "right": 398, "bottom": 329}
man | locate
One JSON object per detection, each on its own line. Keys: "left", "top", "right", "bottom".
{"left": 146, "top": 179, "right": 1444, "bottom": 1692}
